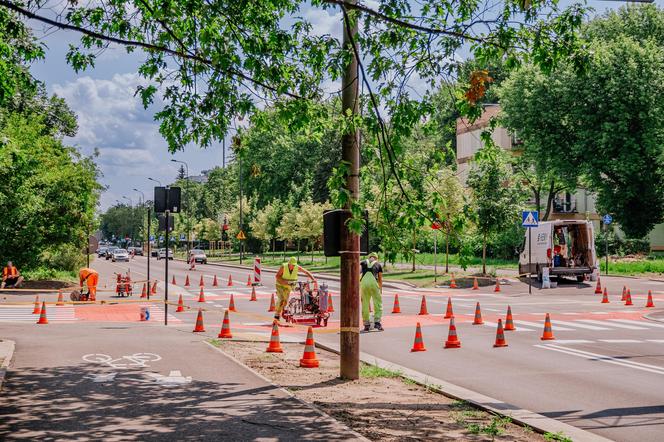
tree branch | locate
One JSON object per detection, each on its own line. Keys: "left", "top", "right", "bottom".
{"left": 0, "top": 0, "right": 302, "bottom": 99}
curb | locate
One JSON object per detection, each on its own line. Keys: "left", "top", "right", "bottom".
{"left": 315, "top": 341, "right": 610, "bottom": 442}
{"left": 175, "top": 258, "right": 417, "bottom": 290}
{"left": 0, "top": 339, "right": 16, "bottom": 393}
{"left": 203, "top": 341, "right": 369, "bottom": 441}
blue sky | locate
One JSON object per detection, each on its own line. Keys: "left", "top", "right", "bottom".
{"left": 24, "top": 0, "right": 653, "bottom": 211}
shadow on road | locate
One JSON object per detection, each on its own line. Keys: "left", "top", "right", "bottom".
{"left": 0, "top": 363, "right": 348, "bottom": 440}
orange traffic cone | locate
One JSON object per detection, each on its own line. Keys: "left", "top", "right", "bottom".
{"left": 198, "top": 287, "right": 206, "bottom": 303}
{"left": 141, "top": 283, "right": 147, "bottom": 298}
{"left": 646, "top": 290, "right": 655, "bottom": 308}
{"left": 594, "top": 277, "right": 602, "bottom": 294}
{"left": 176, "top": 294, "right": 185, "bottom": 312}
{"left": 227, "top": 275, "right": 233, "bottom": 286}
{"left": 444, "top": 297, "right": 454, "bottom": 319}
{"left": 171, "top": 275, "right": 177, "bottom": 285}
{"left": 37, "top": 302, "right": 48, "bottom": 324}
{"left": 541, "top": 313, "right": 555, "bottom": 340}
{"left": 247, "top": 275, "right": 252, "bottom": 286}
{"left": 56, "top": 290, "right": 64, "bottom": 306}
{"left": 392, "top": 294, "right": 401, "bottom": 314}
{"left": 472, "top": 302, "right": 484, "bottom": 325}
{"left": 212, "top": 275, "right": 219, "bottom": 287}
{"left": 184, "top": 275, "right": 190, "bottom": 287}
{"left": 444, "top": 317, "right": 461, "bottom": 349}
{"left": 218, "top": 310, "right": 232, "bottom": 338}
{"left": 193, "top": 309, "right": 205, "bottom": 332}
{"left": 625, "top": 289, "right": 633, "bottom": 306}
{"left": 449, "top": 274, "right": 457, "bottom": 289}
{"left": 504, "top": 305, "right": 516, "bottom": 331}
{"left": 410, "top": 322, "right": 426, "bottom": 352}
{"left": 493, "top": 319, "right": 508, "bottom": 348}
{"left": 472, "top": 277, "right": 479, "bottom": 290}
{"left": 299, "top": 327, "right": 319, "bottom": 368}
{"left": 199, "top": 275, "right": 205, "bottom": 288}
{"left": 268, "top": 293, "right": 276, "bottom": 312}
{"left": 250, "top": 286, "right": 257, "bottom": 301}
{"left": 266, "top": 321, "right": 283, "bottom": 352}
{"left": 228, "top": 293, "right": 237, "bottom": 312}
{"left": 494, "top": 279, "right": 501, "bottom": 293}
{"left": 151, "top": 281, "right": 157, "bottom": 295}
{"left": 327, "top": 293, "right": 334, "bottom": 313}
{"left": 621, "top": 286, "right": 627, "bottom": 301}
{"left": 32, "top": 296, "right": 41, "bottom": 314}
{"left": 601, "top": 288, "right": 610, "bottom": 304}
{"left": 418, "top": 295, "right": 429, "bottom": 315}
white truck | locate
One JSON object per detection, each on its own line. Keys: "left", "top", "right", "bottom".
{"left": 519, "top": 220, "right": 599, "bottom": 282}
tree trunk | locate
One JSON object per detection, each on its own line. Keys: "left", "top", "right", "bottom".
{"left": 543, "top": 179, "right": 556, "bottom": 221}
{"left": 445, "top": 228, "right": 450, "bottom": 274}
{"left": 482, "top": 232, "right": 487, "bottom": 275}
{"left": 412, "top": 229, "right": 416, "bottom": 272}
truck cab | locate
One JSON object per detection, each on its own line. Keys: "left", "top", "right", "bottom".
{"left": 519, "top": 220, "right": 599, "bottom": 282}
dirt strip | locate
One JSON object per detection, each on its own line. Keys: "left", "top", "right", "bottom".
{"left": 213, "top": 339, "right": 556, "bottom": 442}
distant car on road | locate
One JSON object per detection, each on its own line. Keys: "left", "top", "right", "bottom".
{"left": 151, "top": 249, "right": 158, "bottom": 257}
{"left": 128, "top": 246, "right": 143, "bottom": 256}
{"left": 112, "top": 248, "right": 129, "bottom": 262}
{"left": 97, "top": 247, "right": 108, "bottom": 258}
{"left": 157, "top": 248, "right": 173, "bottom": 260}
{"left": 188, "top": 249, "right": 207, "bottom": 264}
{"left": 105, "top": 246, "right": 118, "bottom": 260}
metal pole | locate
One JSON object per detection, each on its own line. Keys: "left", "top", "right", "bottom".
{"left": 605, "top": 223, "right": 609, "bottom": 276}
{"left": 340, "top": 1, "right": 360, "bottom": 380}
{"left": 222, "top": 136, "right": 226, "bottom": 168}
{"left": 147, "top": 205, "right": 151, "bottom": 300}
{"left": 433, "top": 229, "right": 437, "bottom": 283}
{"left": 243, "top": 151, "right": 244, "bottom": 265}
{"left": 164, "top": 208, "right": 170, "bottom": 326}
{"left": 528, "top": 227, "right": 532, "bottom": 295}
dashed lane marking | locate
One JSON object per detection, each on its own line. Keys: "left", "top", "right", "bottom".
{"left": 577, "top": 319, "right": 647, "bottom": 330}
{"left": 553, "top": 320, "right": 609, "bottom": 331}
{"left": 599, "top": 339, "right": 642, "bottom": 343}
{"left": 609, "top": 319, "right": 664, "bottom": 328}
{"left": 514, "top": 320, "right": 574, "bottom": 331}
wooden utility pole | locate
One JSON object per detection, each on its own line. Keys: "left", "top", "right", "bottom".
{"left": 340, "top": 1, "right": 360, "bottom": 380}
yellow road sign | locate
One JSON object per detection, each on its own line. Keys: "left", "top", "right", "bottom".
{"left": 236, "top": 230, "right": 246, "bottom": 240}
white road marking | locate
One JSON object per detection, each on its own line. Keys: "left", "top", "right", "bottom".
{"left": 551, "top": 340, "right": 594, "bottom": 344}
{"left": 535, "top": 344, "right": 664, "bottom": 375}
{"left": 145, "top": 370, "right": 192, "bottom": 386}
{"left": 514, "top": 320, "right": 574, "bottom": 331}
{"left": 561, "top": 312, "right": 581, "bottom": 315}
{"left": 555, "top": 320, "right": 608, "bottom": 330}
{"left": 482, "top": 321, "right": 533, "bottom": 332}
{"left": 82, "top": 352, "right": 162, "bottom": 369}
{"left": 609, "top": 319, "right": 664, "bottom": 329}
{"left": 647, "top": 339, "right": 664, "bottom": 343}
{"left": 577, "top": 319, "right": 647, "bottom": 330}
{"left": 599, "top": 339, "right": 642, "bottom": 343}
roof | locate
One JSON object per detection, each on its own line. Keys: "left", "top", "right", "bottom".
{"left": 456, "top": 104, "right": 501, "bottom": 135}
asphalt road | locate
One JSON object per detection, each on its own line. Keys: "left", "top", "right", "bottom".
{"left": 0, "top": 321, "right": 360, "bottom": 441}
{"left": 84, "top": 255, "right": 664, "bottom": 442}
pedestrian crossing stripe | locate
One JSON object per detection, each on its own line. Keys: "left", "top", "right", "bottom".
{"left": 0, "top": 306, "right": 76, "bottom": 322}
{"left": 478, "top": 319, "right": 662, "bottom": 333}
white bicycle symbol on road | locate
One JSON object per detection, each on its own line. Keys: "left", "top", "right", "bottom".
{"left": 82, "top": 353, "right": 162, "bottom": 369}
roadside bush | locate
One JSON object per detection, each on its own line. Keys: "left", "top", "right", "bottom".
{"left": 595, "top": 231, "right": 650, "bottom": 256}
{"left": 40, "top": 243, "right": 85, "bottom": 272}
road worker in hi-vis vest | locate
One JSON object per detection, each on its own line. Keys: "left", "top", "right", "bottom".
{"left": 361, "top": 252, "right": 384, "bottom": 332}
{"left": 274, "top": 257, "right": 315, "bottom": 325}
{"left": 1, "top": 261, "right": 23, "bottom": 289}
{"left": 78, "top": 268, "right": 99, "bottom": 301}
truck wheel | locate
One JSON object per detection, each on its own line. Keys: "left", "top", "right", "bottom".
{"left": 576, "top": 275, "right": 585, "bottom": 282}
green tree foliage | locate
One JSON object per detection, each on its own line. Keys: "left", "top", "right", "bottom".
{"left": 100, "top": 203, "right": 147, "bottom": 242}
{"left": 466, "top": 138, "right": 524, "bottom": 274}
{"left": 249, "top": 200, "right": 283, "bottom": 253}
{"left": 499, "top": 8, "right": 664, "bottom": 237}
{"left": 0, "top": 114, "right": 101, "bottom": 270}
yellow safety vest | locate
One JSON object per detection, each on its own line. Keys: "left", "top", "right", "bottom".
{"left": 282, "top": 263, "right": 298, "bottom": 281}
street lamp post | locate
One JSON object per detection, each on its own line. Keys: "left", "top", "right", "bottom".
{"left": 123, "top": 196, "right": 134, "bottom": 246}
{"left": 171, "top": 159, "right": 190, "bottom": 253}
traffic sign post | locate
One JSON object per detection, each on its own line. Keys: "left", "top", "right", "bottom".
{"left": 603, "top": 214, "right": 612, "bottom": 276}
{"left": 431, "top": 221, "right": 441, "bottom": 283}
{"left": 522, "top": 211, "right": 539, "bottom": 295}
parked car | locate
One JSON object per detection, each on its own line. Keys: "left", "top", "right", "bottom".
{"left": 112, "top": 248, "right": 130, "bottom": 262}
{"left": 157, "top": 248, "right": 174, "bottom": 260}
{"left": 105, "top": 246, "right": 118, "bottom": 260}
{"left": 188, "top": 249, "right": 208, "bottom": 264}
{"left": 151, "top": 249, "right": 159, "bottom": 257}
{"left": 97, "top": 247, "right": 108, "bottom": 258}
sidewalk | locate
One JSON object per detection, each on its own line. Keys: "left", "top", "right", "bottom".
{"left": 0, "top": 323, "right": 362, "bottom": 440}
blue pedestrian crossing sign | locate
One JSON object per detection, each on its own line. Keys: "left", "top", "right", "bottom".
{"left": 522, "top": 211, "right": 539, "bottom": 227}
{"left": 602, "top": 214, "right": 613, "bottom": 225}
{"left": 179, "top": 233, "right": 186, "bottom": 241}
{"left": 159, "top": 236, "right": 164, "bottom": 242}
{"left": 149, "top": 235, "right": 155, "bottom": 241}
